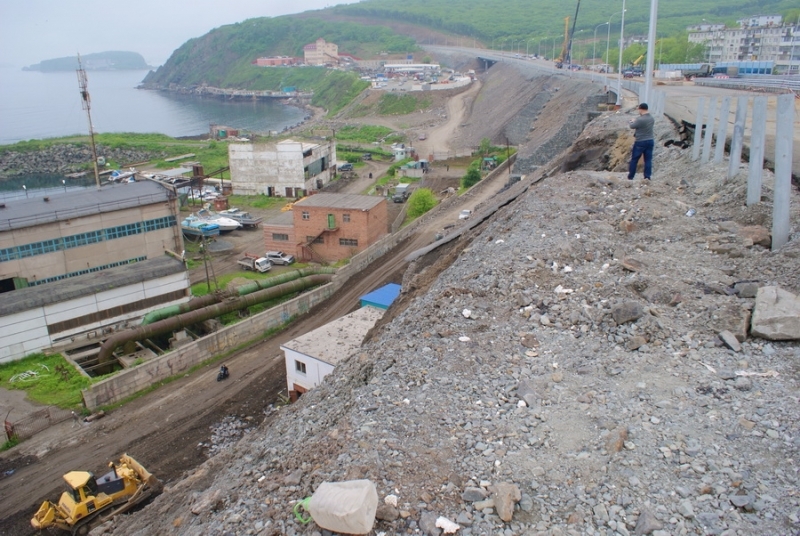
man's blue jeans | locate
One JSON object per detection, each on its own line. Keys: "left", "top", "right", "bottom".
{"left": 628, "top": 139, "right": 654, "bottom": 179}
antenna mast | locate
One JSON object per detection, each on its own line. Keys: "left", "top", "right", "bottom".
{"left": 77, "top": 54, "right": 101, "bottom": 188}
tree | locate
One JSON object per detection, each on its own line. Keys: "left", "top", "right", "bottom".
{"left": 461, "top": 167, "right": 482, "bottom": 189}
{"left": 479, "top": 137, "right": 492, "bottom": 156}
{"left": 406, "top": 188, "right": 437, "bottom": 218}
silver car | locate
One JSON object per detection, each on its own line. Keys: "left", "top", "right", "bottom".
{"left": 266, "top": 251, "right": 295, "bottom": 265}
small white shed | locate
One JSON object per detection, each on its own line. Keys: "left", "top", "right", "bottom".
{"left": 281, "top": 306, "right": 384, "bottom": 401}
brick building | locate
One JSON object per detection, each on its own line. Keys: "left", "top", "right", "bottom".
{"left": 263, "top": 193, "right": 388, "bottom": 263}
{"left": 303, "top": 38, "right": 339, "bottom": 66}
{"left": 253, "top": 56, "right": 298, "bottom": 67}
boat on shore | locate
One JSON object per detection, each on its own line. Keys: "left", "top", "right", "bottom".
{"left": 219, "top": 207, "right": 263, "bottom": 228}
{"left": 197, "top": 208, "right": 242, "bottom": 232}
{"left": 181, "top": 215, "right": 220, "bottom": 240}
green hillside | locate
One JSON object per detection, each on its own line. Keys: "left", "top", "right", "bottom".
{"left": 142, "top": 17, "right": 416, "bottom": 88}
{"left": 334, "top": 0, "right": 799, "bottom": 46}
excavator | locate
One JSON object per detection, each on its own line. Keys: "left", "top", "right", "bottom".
{"left": 31, "top": 454, "right": 161, "bottom": 535}
{"left": 555, "top": 0, "right": 582, "bottom": 68}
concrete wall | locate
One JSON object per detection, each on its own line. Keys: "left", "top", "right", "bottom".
{"left": 229, "top": 141, "right": 335, "bottom": 196}
{"left": 81, "top": 282, "right": 336, "bottom": 410}
{"left": 1, "top": 271, "right": 190, "bottom": 364}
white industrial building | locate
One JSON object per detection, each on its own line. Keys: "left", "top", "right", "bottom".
{"left": 228, "top": 139, "right": 337, "bottom": 198}
{"left": 281, "top": 306, "right": 384, "bottom": 401}
{"left": 0, "top": 256, "right": 190, "bottom": 363}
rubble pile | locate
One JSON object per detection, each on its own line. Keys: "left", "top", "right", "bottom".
{"left": 115, "top": 114, "right": 799, "bottom": 536}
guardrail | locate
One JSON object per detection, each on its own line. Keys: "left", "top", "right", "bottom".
{"left": 693, "top": 77, "right": 800, "bottom": 96}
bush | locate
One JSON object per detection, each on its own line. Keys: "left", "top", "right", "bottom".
{"left": 461, "top": 167, "right": 482, "bottom": 189}
{"left": 406, "top": 188, "right": 437, "bottom": 218}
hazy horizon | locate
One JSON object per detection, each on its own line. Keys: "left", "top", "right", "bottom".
{"left": 1, "top": 0, "right": 361, "bottom": 69}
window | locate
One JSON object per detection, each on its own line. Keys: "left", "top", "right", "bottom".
{"left": 302, "top": 211, "right": 310, "bottom": 221}
{"left": 295, "top": 360, "right": 307, "bottom": 374}
{"left": 272, "top": 233, "right": 289, "bottom": 241}
{"left": 306, "top": 236, "right": 324, "bottom": 244}
{"left": 339, "top": 238, "right": 358, "bottom": 247}
{"left": 342, "top": 213, "right": 351, "bottom": 223}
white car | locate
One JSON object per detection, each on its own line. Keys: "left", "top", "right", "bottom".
{"left": 459, "top": 210, "right": 472, "bottom": 220}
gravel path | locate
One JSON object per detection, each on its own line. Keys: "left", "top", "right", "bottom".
{"left": 112, "top": 104, "right": 800, "bottom": 535}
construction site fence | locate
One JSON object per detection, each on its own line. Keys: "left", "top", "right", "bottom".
{"left": 4, "top": 406, "right": 73, "bottom": 441}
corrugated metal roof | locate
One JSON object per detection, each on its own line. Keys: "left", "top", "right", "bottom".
{"left": 0, "top": 256, "right": 186, "bottom": 317}
{"left": 294, "top": 193, "right": 384, "bottom": 211}
{"left": 0, "top": 181, "right": 173, "bottom": 232}
{"left": 360, "top": 283, "right": 401, "bottom": 309}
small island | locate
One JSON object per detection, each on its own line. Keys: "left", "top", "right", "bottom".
{"left": 23, "top": 51, "right": 152, "bottom": 72}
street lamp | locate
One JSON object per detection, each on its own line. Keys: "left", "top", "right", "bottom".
{"left": 606, "top": 9, "right": 627, "bottom": 68}
{"left": 594, "top": 22, "right": 609, "bottom": 67}
{"left": 616, "top": 0, "right": 627, "bottom": 106}
{"left": 539, "top": 37, "right": 548, "bottom": 57}
{"left": 527, "top": 39, "right": 535, "bottom": 56}
{"left": 552, "top": 36, "right": 557, "bottom": 61}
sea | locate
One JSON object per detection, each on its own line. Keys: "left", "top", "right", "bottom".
{"left": 0, "top": 65, "right": 307, "bottom": 199}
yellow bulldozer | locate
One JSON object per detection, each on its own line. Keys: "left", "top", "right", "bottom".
{"left": 31, "top": 454, "right": 161, "bottom": 535}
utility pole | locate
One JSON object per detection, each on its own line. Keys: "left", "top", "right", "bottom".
{"left": 643, "top": 0, "right": 659, "bottom": 105}
{"left": 76, "top": 54, "right": 101, "bottom": 188}
{"left": 616, "top": 0, "right": 627, "bottom": 107}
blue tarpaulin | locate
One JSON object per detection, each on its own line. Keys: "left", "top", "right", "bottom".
{"left": 359, "top": 283, "right": 401, "bottom": 310}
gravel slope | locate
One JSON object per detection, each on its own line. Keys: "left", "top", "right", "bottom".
{"left": 110, "top": 106, "right": 800, "bottom": 535}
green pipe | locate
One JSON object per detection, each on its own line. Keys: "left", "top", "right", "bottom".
{"left": 235, "top": 267, "right": 337, "bottom": 296}
{"left": 99, "top": 274, "right": 333, "bottom": 364}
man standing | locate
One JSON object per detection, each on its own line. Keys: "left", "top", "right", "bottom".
{"left": 628, "top": 103, "right": 655, "bottom": 180}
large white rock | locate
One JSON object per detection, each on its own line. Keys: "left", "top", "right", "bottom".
{"left": 750, "top": 286, "right": 800, "bottom": 341}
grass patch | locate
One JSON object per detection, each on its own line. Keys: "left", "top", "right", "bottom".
{"left": 190, "top": 266, "right": 310, "bottom": 297}
{"left": 227, "top": 195, "right": 291, "bottom": 211}
{"left": 0, "top": 353, "right": 92, "bottom": 410}
{"left": 378, "top": 94, "right": 432, "bottom": 115}
{"left": 336, "top": 125, "right": 394, "bottom": 143}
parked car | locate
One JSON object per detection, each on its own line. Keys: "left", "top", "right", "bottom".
{"left": 362, "top": 153, "right": 372, "bottom": 161}
{"left": 265, "top": 251, "right": 295, "bottom": 265}
{"left": 459, "top": 209, "right": 472, "bottom": 220}
{"left": 338, "top": 163, "right": 353, "bottom": 172}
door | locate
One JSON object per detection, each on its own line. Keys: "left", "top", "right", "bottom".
{"left": 327, "top": 214, "right": 335, "bottom": 229}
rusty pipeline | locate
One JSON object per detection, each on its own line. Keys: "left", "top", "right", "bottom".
{"left": 98, "top": 274, "right": 333, "bottom": 365}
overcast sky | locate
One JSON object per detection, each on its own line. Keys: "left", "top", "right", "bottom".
{"left": 0, "top": 0, "right": 361, "bottom": 68}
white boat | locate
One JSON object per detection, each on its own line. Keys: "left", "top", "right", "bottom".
{"left": 197, "top": 208, "right": 242, "bottom": 232}
{"left": 219, "top": 207, "right": 263, "bottom": 228}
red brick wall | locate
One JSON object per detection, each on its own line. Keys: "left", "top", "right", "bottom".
{"left": 262, "top": 224, "right": 296, "bottom": 257}
{"left": 293, "top": 201, "right": 388, "bottom": 262}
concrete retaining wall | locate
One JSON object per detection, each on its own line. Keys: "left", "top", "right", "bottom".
{"left": 82, "top": 283, "right": 336, "bottom": 410}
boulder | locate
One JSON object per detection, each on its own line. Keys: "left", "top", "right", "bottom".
{"left": 490, "top": 483, "right": 521, "bottom": 522}
{"left": 738, "top": 225, "right": 771, "bottom": 248}
{"left": 611, "top": 301, "right": 645, "bottom": 325}
{"left": 751, "top": 286, "right": 800, "bottom": 341}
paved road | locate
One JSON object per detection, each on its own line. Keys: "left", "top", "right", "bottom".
{"left": 428, "top": 45, "right": 800, "bottom": 175}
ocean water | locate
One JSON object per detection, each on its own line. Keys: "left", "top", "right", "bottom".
{"left": 0, "top": 66, "right": 307, "bottom": 145}
{"left": 0, "top": 66, "right": 307, "bottom": 198}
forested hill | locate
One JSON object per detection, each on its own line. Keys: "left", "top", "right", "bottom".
{"left": 333, "top": 0, "right": 799, "bottom": 47}
{"left": 143, "top": 0, "right": 798, "bottom": 89}
{"left": 23, "top": 51, "right": 150, "bottom": 72}
{"left": 141, "top": 18, "right": 416, "bottom": 88}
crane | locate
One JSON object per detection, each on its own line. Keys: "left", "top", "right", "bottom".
{"left": 555, "top": 16, "right": 570, "bottom": 68}
{"left": 555, "top": 0, "right": 582, "bottom": 69}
